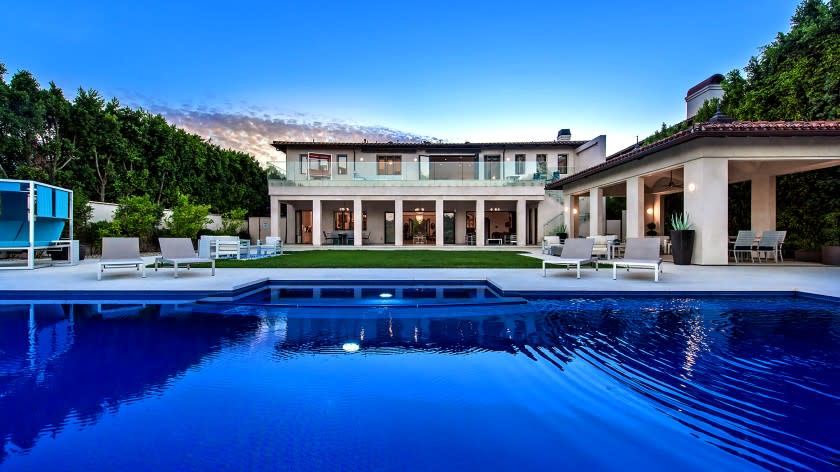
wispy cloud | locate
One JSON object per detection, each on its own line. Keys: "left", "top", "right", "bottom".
{"left": 134, "top": 103, "right": 439, "bottom": 166}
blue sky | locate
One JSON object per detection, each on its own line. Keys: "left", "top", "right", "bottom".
{"left": 1, "top": 0, "right": 800, "bottom": 161}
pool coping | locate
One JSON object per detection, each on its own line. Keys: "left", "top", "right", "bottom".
{"left": 2, "top": 278, "right": 839, "bottom": 304}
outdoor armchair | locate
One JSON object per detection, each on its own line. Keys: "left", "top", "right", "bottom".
{"left": 612, "top": 237, "right": 662, "bottom": 282}
{"left": 98, "top": 237, "right": 146, "bottom": 280}
{"left": 155, "top": 238, "right": 215, "bottom": 278}
{"left": 541, "top": 238, "right": 598, "bottom": 279}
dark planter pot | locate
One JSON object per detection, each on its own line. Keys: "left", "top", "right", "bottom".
{"left": 822, "top": 246, "right": 840, "bottom": 265}
{"left": 557, "top": 232, "right": 568, "bottom": 240}
{"left": 671, "top": 230, "right": 695, "bottom": 265}
{"left": 794, "top": 249, "right": 822, "bottom": 263}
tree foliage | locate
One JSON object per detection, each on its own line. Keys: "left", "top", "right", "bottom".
{"left": 0, "top": 64, "right": 269, "bottom": 215}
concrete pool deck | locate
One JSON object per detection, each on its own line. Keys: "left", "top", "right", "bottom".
{"left": 1, "top": 252, "right": 838, "bottom": 299}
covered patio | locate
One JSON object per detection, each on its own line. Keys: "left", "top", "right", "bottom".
{"left": 549, "top": 121, "right": 840, "bottom": 265}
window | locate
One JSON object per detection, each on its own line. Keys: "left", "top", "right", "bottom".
{"left": 334, "top": 210, "right": 352, "bottom": 230}
{"left": 337, "top": 155, "right": 348, "bottom": 175}
{"left": 308, "top": 153, "right": 331, "bottom": 178}
{"left": 377, "top": 155, "right": 402, "bottom": 175}
{"left": 515, "top": 154, "right": 525, "bottom": 174}
{"left": 333, "top": 210, "right": 367, "bottom": 230}
{"left": 299, "top": 154, "right": 307, "bottom": 174}
{"left": 536, "top": 154, "right": 547, "bottom": 176}
{"left": 484, "top": 155, "right": 501, "bottom": 180}
{"left": 557, "top": 154, "right": 568, "bottom": 174}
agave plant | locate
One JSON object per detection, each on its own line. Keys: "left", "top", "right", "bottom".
{"left": 670, "top": 212, "right": 693, "bottom": 231}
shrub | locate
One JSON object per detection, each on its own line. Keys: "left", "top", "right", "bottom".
{"left": 165, "top": 192, "right": 211, "bottom": 240}
{"left": 220, "top": 208, "right": 247, "bottom": 235}
{"left": 111, "top": 195, "right": 163, "bottom": 246}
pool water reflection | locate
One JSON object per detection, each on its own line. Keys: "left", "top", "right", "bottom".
{"left": 0, "top": 296, "right": 838, "bottom": 471}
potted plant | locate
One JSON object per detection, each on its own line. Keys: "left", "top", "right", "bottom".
{"left": 555, "top": 224, "right": 568, "bottom": 240}
{"left": 821, "top": 211, "right": 840, "bottom": 265}
{"left": 670, "top": 212, "right": 694, "bottom": 265}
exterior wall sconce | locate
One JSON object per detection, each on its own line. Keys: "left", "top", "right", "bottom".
{"left": 688, "top": 183, "right": 696, "bottom": 192}
{"left": 646, "top": 207, "right": 653, "bottom": 215}
{"left": 572, "top": 208, "right": 578, "bottom": 215}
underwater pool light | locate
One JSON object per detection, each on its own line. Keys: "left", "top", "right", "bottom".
{"left": 342, "top": 342, "right": 360, "bottom": 352}
{"left": 379, "top": 293, "right": 393, "bottom": 298}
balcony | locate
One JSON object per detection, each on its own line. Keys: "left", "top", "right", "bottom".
{"left": 267, "top": 161, "right": 573, "bottom": 188}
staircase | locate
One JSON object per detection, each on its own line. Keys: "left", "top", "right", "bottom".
{"left": 543, "top": 190, "right": 566, "bottom": 236}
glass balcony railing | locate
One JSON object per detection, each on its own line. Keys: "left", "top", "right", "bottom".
{"left": 267, "top": 161, "right": 574, "bottom": 187}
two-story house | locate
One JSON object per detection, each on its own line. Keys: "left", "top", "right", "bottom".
{"left": 268, "top": 134, "right": 606, "bottom": 247}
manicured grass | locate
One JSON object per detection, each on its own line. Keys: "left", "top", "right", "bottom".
{"left": 208, "top": 250, "right": 542, "bottom": 269}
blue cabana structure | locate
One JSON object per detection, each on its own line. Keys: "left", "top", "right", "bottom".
{"left": 0, "top": 179, "right": 73, "bottom": 269}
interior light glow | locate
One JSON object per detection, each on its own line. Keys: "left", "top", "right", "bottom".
{"left": 342, "top": 342, "right": 360, "bottom": 352}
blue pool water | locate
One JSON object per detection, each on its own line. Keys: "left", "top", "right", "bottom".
{"left": 1, "top": 292, "right": 838, "bottom": 471}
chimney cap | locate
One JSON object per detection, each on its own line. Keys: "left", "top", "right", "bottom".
{"left": 556, "top": 129, "right": 572, "bottom": 141}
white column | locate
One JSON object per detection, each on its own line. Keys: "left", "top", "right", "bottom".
{"left": 476, "top": 198, "right": 485, "bottom": 247}
{"left": 270, "top": 197, "right": 280, "bottom": 237}
{"left": 312, "top": 198, "right": 322, "bottom": 247}
{"left": 394, "top": 199, "right": 403, "bottom": 246}
{"left": 751, "top": 174, "right": 776, "bottom": 234}
{"left": 589, "top": 187, "right": 604, "bottom": 236}
{"left": 435, "top": 198, "right": 444, "bottom": 246}
{"left": 626, "top": 177, "right": 645, "bottom": 238}
{"left": 353, "top": 198, "right": 363, "bottom": 246}
{"left": 684, "top": 158, "right": 728, "bottom": 265}
{"left": 516, "top": 199, "right": 526, "bottom": 246}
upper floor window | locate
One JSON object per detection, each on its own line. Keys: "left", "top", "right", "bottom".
{"left": 514, "top": 154, "right": 525, "bottom": 174}
{"left": 308, "top": 153, "right": 331, "bottom": 179}
{"left": 299, "top": 154, "right": 307, "bottom": 174}
{"left": 337, "top": 155, "right": 348, "bottom": 175}
{"left": 557, "top": 154, "right": 568, "bottom": 174}
{"left": 377, "top": 155, "right": 401, "bottom": 175}
{"left": 484, "top": 155, "right": 501, "bottom": 180}
{"left": 536, "top": 154, "right": 547, "bottom": 175}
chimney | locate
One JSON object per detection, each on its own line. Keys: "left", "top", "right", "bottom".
{"left": 556, "top": 129, "right": 571, "bottom": 141}
{"left": 685, "top": 74, "right": 725, "bottom": 119}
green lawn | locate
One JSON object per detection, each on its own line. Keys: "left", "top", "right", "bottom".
{"left": 205, "top": 250, "right": 542, "bottom": 269}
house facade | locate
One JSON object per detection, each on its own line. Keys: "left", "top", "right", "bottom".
{"left": 268, "top": 136, "right": 606, "bottom": 247}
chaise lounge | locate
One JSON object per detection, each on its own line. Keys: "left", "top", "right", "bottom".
{"left": 98, "top": 237, "right": 146, "bottom": 280}
{"left": 541, "top": 238, "right": 598, "bottom": 279}
{"left": 611, "top": 237, "right": 662, "bottom": 282}
{"left": 155, "top": 237, "right": 215, "bottom": 278}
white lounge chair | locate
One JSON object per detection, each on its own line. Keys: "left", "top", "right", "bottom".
{"left": 730, "top": 230, "right": 756, "bottom": 263}
{"left": 612, "top": 237, "right": 662, "bottom": 282}
{"left": 98, "top": 237, "right": 146, "bottom": 280}
{"left": 541, "top": 238, "right": 598, "bottom": 279}
{"left": 155, "top": 238, "right": 215, "bottom": 278}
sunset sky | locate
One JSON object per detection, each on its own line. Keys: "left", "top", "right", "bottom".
{"left": 1, "top": 0, "right": 799, "bottom": 164}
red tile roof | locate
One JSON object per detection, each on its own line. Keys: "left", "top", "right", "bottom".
{"left": 547, "top": 121, "right": 840, "bottom": 190}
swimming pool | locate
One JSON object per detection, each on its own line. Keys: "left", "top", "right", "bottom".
{"left": 1, "top": 289, "right": 838, "bottom": 470}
